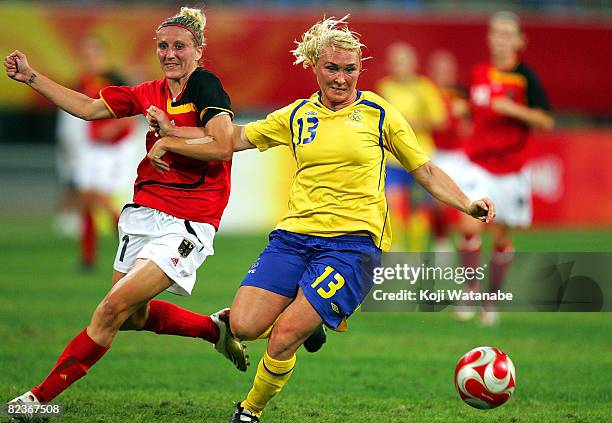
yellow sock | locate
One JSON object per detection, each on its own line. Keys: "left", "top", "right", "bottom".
{"left": 242, "top": 351, "right": 296, "bottom": 416}
{"left": 257, "top": 317, "right": 279, "bottom": 340}
{"left": 408, "top": 211, "right": 431, "bottom": 251}
{"left": 257, "top": 325, "right": 273, "bottom": 340}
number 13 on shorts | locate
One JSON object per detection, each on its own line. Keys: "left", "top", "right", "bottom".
{"left": 311, "top": 266, "right": 345, "bottom": 299}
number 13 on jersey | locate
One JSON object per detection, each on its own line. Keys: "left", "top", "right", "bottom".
{"left": 296, "top": 117, "right": 319, "bottom": 145}
{"left": 311, "top": 266, "right": 345, "bottom": 299}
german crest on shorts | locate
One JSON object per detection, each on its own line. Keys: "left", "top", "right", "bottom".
{"left": 178, "top": 238, "right": 195, "bottom": 258}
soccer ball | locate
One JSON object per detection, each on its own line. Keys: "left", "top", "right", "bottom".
{"left": 454, "top": 346, "right": 516, "bottom": 409}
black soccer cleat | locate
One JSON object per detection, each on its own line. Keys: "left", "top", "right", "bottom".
{"left": 229, "top": 402, "right": 260, "bottom": 423}
{"left": 303, "top": 324, "right": 327, "bottom": 353}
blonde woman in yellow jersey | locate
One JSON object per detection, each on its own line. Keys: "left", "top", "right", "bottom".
{"left": 152, "top": 16, "right": 494, "bottom": 422}
{"left": 376, "top": 42, "right": 448, "bottom": 251}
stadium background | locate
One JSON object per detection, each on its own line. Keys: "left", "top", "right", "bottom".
{"left": 0, "top": 1, "right": 610, "bottom": 422}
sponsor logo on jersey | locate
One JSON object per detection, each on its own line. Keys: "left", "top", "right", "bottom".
{"left": 166, "top": 98, "right": 197, "bottom": 115}
{"left": 171, "top": 257, "right": 179, "bottom": 266}
{"left": 331, "top": 302, "right": 340, "bottom": 314}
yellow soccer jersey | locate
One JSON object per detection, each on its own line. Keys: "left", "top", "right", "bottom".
{"left": 245, "top": 90, "right": 429, "bottom": 251}
{"left": 376, "top": 76, "right": 446, "bottom": 164}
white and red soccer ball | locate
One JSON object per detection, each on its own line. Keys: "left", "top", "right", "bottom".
{"left": 454, "top": 346, "right": 516, "bottom": 409}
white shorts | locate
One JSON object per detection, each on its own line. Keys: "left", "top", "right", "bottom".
{"left": 433, "top": 149, "right": 470, "bottom": 185}
{"left": 458, "top": 161, "right": 532, "bottom": 228}
{"left": 113, "top": 205, "right": 215, "bottom": 296}
{"left": 56, "top": 110, "right": 87, "bottom": 186}
{"left": 75, "top": 141, "right": 129, "bottom": 194}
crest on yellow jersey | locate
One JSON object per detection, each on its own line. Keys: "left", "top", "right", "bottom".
{"left": 348, "top": 109, "right": 363, "bottom": 121}
{"left": 346, "top": 109, "right": 364, "bottom": 127}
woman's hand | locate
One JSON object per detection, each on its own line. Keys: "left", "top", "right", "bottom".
{"left": 147, "top": 138, "right": 170, "bottom": 173}
{"left": 146, "top": 106, "right": 174, "bottom": 137}
{"left": 4, "top": 50, "right": 35, "bottom": 84}
{"left": 466, "top": 197, "right": 496, "bottom": 223}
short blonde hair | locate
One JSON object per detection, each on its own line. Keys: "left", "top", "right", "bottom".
{"left": 291, "top": 15, "right": 365, "bottom": 68}
{"left": 158, "top": 7, "right": 207, "bottom": 47}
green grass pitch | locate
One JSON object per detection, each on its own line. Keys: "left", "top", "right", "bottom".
{"left": 1, "top": 216, "right": 611, "bottom": 422}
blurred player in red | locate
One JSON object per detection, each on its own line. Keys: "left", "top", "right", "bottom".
{"left": 427, "top": 50, "right": 471, "bottom": 252}
{"left": 456, "top": 12, "right": 554, "bottom": 325}
{"left": 4, "top": 7, "right": 248, "bottom": 417}
{"left": 74, "top": 34, "right": 136, "bottom": 270}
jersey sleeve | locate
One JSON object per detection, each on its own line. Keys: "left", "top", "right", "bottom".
{"left": 244, "top": 102, "right": 296, "bottom": 152}
{"left": 523, "top": 67, "right": 551, "bottom": 111}
{"left": 383, "top": 105, "right": 430, "bottom": 171}
{"left": 191, "top": 71, "right": 234, "bottom": 127}
{"left": 99, "top": 85, "right": 142, "bottom": 119}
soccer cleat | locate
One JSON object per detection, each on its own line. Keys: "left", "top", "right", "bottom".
{"left": 452, "top": 291, "right": 478, "bottom": 322}
{"left": 229, "top": 402, "right": 260, "bottom": 423}
{"left": 6, "top": 391, "right": 40, "bottom": 421}
{"left": 303, "top": 325, "right": 327, "bottom": 353}
{"left": 453, "top": 307, "right": 477, "bottom": 322}
{"left": 211, "top": 308, "right": 249, "bottom": 372}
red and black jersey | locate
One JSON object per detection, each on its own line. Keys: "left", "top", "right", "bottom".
{"left": 465, "top": 61, "right": 550, "bottom": 174}
{"left": 100, "top": 67, "right": 234, "bottom": 228}
{"left": 80, "top": 71, "right": 134, "bottom": 144}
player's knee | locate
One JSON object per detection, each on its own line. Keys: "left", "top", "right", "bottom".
{"left": 81, "top": 193, "right": 95, "bottom": 210}
{"left": 492, "top": 232, "right": 512, "bottom": 252}
{"left": 268, "top": 319, "right": 304, "bottom": 353}
{"left": 229, "top": 312, "right": 262, "bottom": 341}
{"left": 460, "top": 232, "right": 482, "bottom": 250}
{"left": 267, "top": 327, "right": 299, "bottom": 358}
{"left": 94, "top": 295, "right": 130, "bottom": 330}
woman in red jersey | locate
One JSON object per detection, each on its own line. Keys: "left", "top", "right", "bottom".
{"left": 71, "top": 34, "right": 136, "bottom": 270}
{"left": 455, "top": 11, "right": 554, "bottom": 325}
{"left": 4, "top": 7, "right": 247, "bottom": 418}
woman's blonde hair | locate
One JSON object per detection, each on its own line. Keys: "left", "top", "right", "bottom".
{"left": 158, "top": 7, "right": 207, "bottom": 47}
{"left": 291, "top": 15, "right": 365, "bottom": 68}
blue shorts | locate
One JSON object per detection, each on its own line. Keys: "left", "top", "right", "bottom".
{"left": 385, "top": 164, "right": 415, "bottom": 189}
{"left": 241, "top": 230, "right": 382, "bottom": 331}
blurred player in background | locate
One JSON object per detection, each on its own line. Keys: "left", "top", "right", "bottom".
{"left": 54, "top": 109, "right": 86, "bottom": 238}
{"left": 376, "top": 42, "right": 447, "bottom": 251}
{"left": 427, "top": 49, "right": 471, "bottom": 251}
{"left": 456, "top": 11, "right": 554, "bottom": 325}
{"left": 4, "top": 7, "right": 248, "bottom": 418}
{"left": 162, "top": 16, "right": 494, "bottom": 422}
{"left": 73, "top": 34, "right": 135, "bottom": 270}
